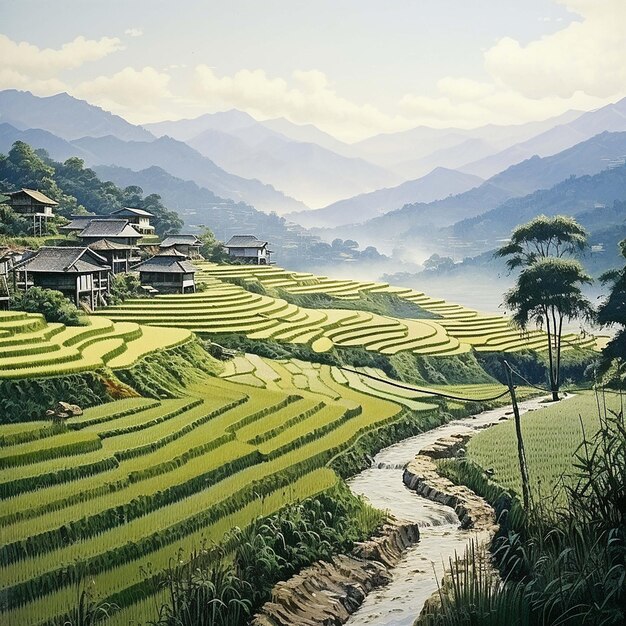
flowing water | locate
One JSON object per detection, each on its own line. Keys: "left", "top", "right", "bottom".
{"left": 345, "top": 396, "right": 550, "bottom": 626}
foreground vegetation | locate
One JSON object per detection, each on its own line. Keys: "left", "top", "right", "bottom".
{"left": 422, "top": 394, "right": 625, "bottom": 626}
{"left": 0, "top": 343, "right": 436, "bottom": 624}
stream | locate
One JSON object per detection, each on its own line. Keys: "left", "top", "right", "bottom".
{"left": 345, "top": 396, "right": 550, "bottom": 626}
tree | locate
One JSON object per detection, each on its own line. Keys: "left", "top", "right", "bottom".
{"left": 504, "top": 258, "right": 593, "bottom": 400}
{"left": 495, "top": 214, "right": 588, "bottom": 271}
{"left": 423, "top": 253, "right": 455, "bottom": 273}
{"left": 0, "top": 205, "right": 31, "bottom": 236}
{"left": 198, "top": 227, "right": 228, "bottom": 262}
{"left": 597, "top": 238, "right": 626, "bottom": 376}
{"left": 498, "top": 216, "right": 593, "bottom": 401}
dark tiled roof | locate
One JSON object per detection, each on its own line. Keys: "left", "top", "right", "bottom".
{"left": 160, "top": 235, "right": 201, "bottom": 247}
{"left": 135, "top": 254, "right": 196, "bottom": 274}
{"left": 110, "top": 207, "right": 154, "bottom": 218}
{"left": 88, "top": 239, "right": 134, "bottom": 251}
{"left": 155, "top": 248, "right": 187, "bottom": 258}
{"left": 12, "top": 247, "right": 110, "bottom": 273}
{"left": 225, "top": 235, "right": 268, "bottom": 248}
{"left": 78, "top": 219, "right": 142, "bottom": 239}
{"left": 59, "top": 215, "right": 95, "bottom": 231}
{"left": 4, "top": 188, "right": 59, "bottom": 205}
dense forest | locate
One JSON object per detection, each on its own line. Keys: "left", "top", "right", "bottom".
{"left": 0, "top": 141, "right": 183, "bottom": 237}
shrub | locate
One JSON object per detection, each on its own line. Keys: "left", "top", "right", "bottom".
{"left": 11, "top": 287, "right": 84, "bottom": 326}
{"left": 108, "top": 273, "right": 145, "bottom": 305}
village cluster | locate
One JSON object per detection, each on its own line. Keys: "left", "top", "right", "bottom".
{"left": 0, "top": 188, "right": 273, "bottom": 310}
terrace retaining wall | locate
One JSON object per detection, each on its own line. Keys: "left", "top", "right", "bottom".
{"left": 402, "top": 433, "right": 498, "bottom": 533}
{"left": 250, "top": 519, "right": 420, "bottom": 626}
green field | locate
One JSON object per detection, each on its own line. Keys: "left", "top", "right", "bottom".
{"left": 0, "top": 262, "right": 601, "bottom": 625}
{"left": 0, "top": 350, "right": 444, "bottom": 625}
{"left": 0, "top": 311, "right": 192, "bottom": 378}
{"left": 93, "top": 263, "right": 597, "bottom": 357}
{"left": 465, "top": 391, "right": 623, "bottom": 504}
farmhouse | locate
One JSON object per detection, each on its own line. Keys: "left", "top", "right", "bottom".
{"left": 87, "top": 239, "right": 138, "bottom": 274}
{"left": 159, "top": 234, "right": 202, "bottom": 259}
{"left": 77, "top": 219, "right": 143, "bottom": 248}
{"left": 109, "top": 207, "right": 155, "bottom": 235}
{"left": 3, "top": 188, "right": 58, "bottom": 236}
{"left": 225, "top": 234, "right": 272, "bottom": 265}
{"left": 59, "top": 215, "right": 95, "bottom": 235}
{"left": 11, "top": 247, "right": 111, "bottom": 308}
{"left": 0, "top": 249, "right": 21, "bottom": 310}
{"left": 134, "top": 248, "right": 197, "bottom": 294}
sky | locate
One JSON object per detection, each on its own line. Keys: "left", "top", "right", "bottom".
{"left": 1, "top": 0, "right": 625, "bottom": 142}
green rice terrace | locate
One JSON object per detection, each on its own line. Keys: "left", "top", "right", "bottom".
{"left": 95, "top": 262, "right": 598, "bottom": 356}
{"left": 0, "top": 311, "right": 191, "bottom": 378}
{"left": 0, "top": 263, "right": 605, "bottom": 625}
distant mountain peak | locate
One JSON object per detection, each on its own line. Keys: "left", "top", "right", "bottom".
{"left": 0, "top": 89, "right": 154, "bottom": 142}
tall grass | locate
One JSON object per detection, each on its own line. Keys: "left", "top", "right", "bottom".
{"left": 151, "top": 483, "right": 385, "bottom": 626}
{"left": 421, "top": 388, "right": 625, "bottom": 626}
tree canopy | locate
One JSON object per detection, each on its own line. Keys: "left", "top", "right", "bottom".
{"left": 0, "top": 141, "right": 183, "bottom": 237}
{"left": 499, "top": 216, "right": 593, "bottom": 401}
{"left": 597, "top": 239, "right": 626, "bottom": 370}
{"left": 496, "top": 214, "right": 588, "bottom": 271}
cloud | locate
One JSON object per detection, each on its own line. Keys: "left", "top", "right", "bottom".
{"left": 125, "top": 28, "right": 143, "bottom": 37}
{"left": 73, "top": 66, "right": 171, "bottom": 121}
{"left": 485, "top": 0, "right": 626, "bottom": 99}
{"left": 398, "top": 0, "right": 625, "bottom": 128}
{"left": 0, "top": 69, "right": 67, "bottom": 96}
{"left": 0, "top": 34, "right": 123, "bottom": 79}
{"left": 192, "top": 66, "right": 408, "bottom": 141}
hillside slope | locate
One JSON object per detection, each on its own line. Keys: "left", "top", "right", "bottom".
{"left": 330, "top": 131, "right": 626, "bottom": 246}
{"left": 289, "top": 167, "right": 484, "bottom": 228}
{"left": 462, "top": 96, "right": 626, "bottom": 178}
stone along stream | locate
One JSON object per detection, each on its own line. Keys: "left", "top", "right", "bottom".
{"left": 344, "top": 396, "right": 549, "bottom": 626}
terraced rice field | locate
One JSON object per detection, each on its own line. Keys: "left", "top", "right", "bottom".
{"left": 1, "top": 355, "right": 438, "bottom": 625}
{"left": 0, "top": 311, "right": 191, "bottom": 378}
{"left": 95, "top": 278, "right": 466, "bottom": 356}
{"left": 95, "top": 263, "right": 596, "bottom": 357}
{"left": 221, "top": 354, "right": 538, "bottom": 416}
{"left": 198, "top": 264, "right": 600, "bottom": 353}
{"left": 465, "top": 391, "right": 624, "bottom": 504}
{"left": 1, "top": 261, "right": 600, "bottom": 625}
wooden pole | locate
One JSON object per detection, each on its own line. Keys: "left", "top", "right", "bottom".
{"left": 504, "top": 359, "right": 532, "bottom": 511}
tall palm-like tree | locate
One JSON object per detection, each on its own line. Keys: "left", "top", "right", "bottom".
{"left": 504, "top": 258, "right": 593, "bottom": 400}
{"left": 496, "top": 215, "right": 589, "bottom": 270}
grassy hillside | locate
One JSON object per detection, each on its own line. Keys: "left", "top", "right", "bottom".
{"left": 0, "top": 356, "right": 429, "bottom": 625}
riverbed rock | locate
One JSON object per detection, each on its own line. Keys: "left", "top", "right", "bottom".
{"left": 418, "top": 433, "right": 469, "bottom": 459}
{"left": 403, "top": 440, "right": 497, "bottom": 533}
{"left": 45, "top": 401, "right": 83, "bottom": 419}
{"left": 250, "top": 519, "right": 420, "bottom": 626}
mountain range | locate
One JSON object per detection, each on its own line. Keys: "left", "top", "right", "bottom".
{"left": 1, "top": 88, "right": 626, "bottom": 275}
{"left": 0, "top": 120, "right": 308, "bottom": 215}
{"left": 287, "top": 167, "right": 484, "bottom": 228}
{"left": 461, "top": 97, "right": 626, "bottom": 178}
{"left": 323, "top": 131, "right": 626, "bottom": 253}
{"left": 146, "top": 111, "right": 400, "bottom": 207}
{"left": 0, "top": 89, "right": 154, "bottom": 142}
